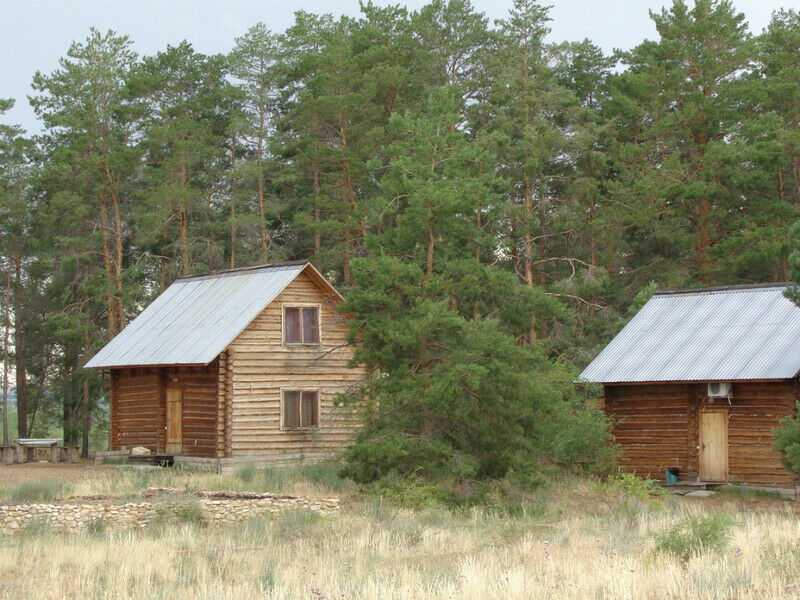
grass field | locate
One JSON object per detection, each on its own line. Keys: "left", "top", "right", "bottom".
{"left": 1, "top": 464, "right": 799, "bottom": 599}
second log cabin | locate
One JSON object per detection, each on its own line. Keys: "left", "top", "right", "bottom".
{"left": 580, "top": 283, "right": 800, "bottom": 487}
{"left": 85, "top": 261, "right": 365, "bottom": 466}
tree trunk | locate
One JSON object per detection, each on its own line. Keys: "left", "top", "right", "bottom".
{"left": 694, "top": 198, "right": 711, "bottom": 285}
{"left": 81, "top": 379, "right": 90, "bottom": 458}
{"left": 257, "top": 111, "right": 269, "bottom": 261}
{"left": 63, "top": 369, "right": 75, "bottom": 446}
{"left": 105, "top": 159, "right": 127, "bottom": 335}
{"left": 2, "top": 264, "right": 9, "bottom": 445}
{"left": 111, "top": 191, "right": 126, "bottom": 333}
{"left": 343, "top": 229, "right": 351, "bottom": 286}
{"left": 178, "top": 160, "right": 189, "bottom": 276}
{"left": 98, "top": 196, "right": 119, "bottom": 336}
{"left": 426, "top": 215, "right": 434, "bottom": 280}
{"left": 313, "top": 158, "right": 321, "bottom": 254}
{"left": 13, "top": 255, "right": 26, "bottom": 438}
{"left": 522, "top": 178, "right": 537, "bottom": 341}
{"left": 230, "top": 137, "right": 238, "bottom": 268}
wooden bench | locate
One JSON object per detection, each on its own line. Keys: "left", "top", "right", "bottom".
{"left": 13, "top": 439, "right": 61, "bottom": 464}
{"left": 0, "top": 445, "right": 15, "bottom": 465}
{"left": 60, "top": 445, "right": 80, "bottom": 463}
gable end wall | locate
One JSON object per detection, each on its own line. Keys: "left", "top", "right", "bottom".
{"left": 225, "top": 271, "right": 365, "bottom": 459}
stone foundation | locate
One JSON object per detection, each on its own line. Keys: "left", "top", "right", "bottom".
{"left": 0, "top": 490, "right": 339, "bottom": 534}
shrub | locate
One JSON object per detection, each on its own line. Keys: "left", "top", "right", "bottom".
{"left": 652, "top": 513, "right": 736, "bottom": 561}
{"left": 773, "top": 403, "right": 800, "bottom": 474}
{"left": 605, "top": 472, "right": 667, "bottom": 500}
{"left": 151, "top": 501, "right": 205, "bottom": 526}
{"left": 366, "top": 477, "right": 456, "bottom": 510}
{"left": 339, "top": 256, "right": 614, "bottom": 487}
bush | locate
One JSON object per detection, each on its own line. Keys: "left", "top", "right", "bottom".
{"left": 652, "top": 513, "right": 736, "bottom": 561}
{"left": 366, "top": 477, "right": 456, "bottom": 510}
{"left": 605, "top": 472, "right": 667, "bottom": 500}
{"left": 339, "top": 256, "right": 615, "bottom": 487}
{"left": 151, "top": 501, "right": 205, "bottom": 526}
{"left": 773, "top": 403, "right": 800, "bottom": 474}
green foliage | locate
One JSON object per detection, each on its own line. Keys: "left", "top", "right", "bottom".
{"left": 366, "top": 478, "right": 456, "bottom": 510}
{"left": 236, "top": 463, "right": 257, "bottom": 485}
{"left": 340, "top": 257, "right": 613, "bottom": 484}
{"left": 20, "top": 517, "right": 55, "bottom": 539}
{"left": 604, "top": 473, "right": 667, "bottom": 500}
{"left": 4, "top": 1, "right": 800, "bottom": 492}
{"left": 151, "top": 501, "right": 205, "bottom": 526}
{"left": 652, "top": 513, "right": 736, "bottom": 561}
{"left": 772, "top": 403, "right": 800, "bottom": 474}
{"left": 0, "top": 479, "right": 71, "bottom": 503}
{"left": 716, "top": 484, "right": 785, "bottom": 501}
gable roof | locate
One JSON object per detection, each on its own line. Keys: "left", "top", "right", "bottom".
{"left": 578, "top": 283, "right": 800, "bottom": 384}
{"left": 85, "top": 261, "right": 342, "bottom": 369}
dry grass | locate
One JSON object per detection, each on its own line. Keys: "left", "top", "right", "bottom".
{"left": 1, "top": 467, "right": 799, "bottom": 599}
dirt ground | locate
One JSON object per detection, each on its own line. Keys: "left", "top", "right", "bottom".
{"left": 0, "top": 461, "right": 111, "bottom": 486}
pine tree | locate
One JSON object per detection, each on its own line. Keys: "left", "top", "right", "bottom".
{"left": 30, "top": 29, "right": 140, "bottom": 338}
{"left": 605, "top": 0, "right": 752, "bottom": 285}
{"left": 487, "top": 0, "right": 577, "bottom": 340}
{"left": 229, "top": 23, "right": 281, "bottom": 263}
{"left": 132, "top": 42, "right": 236, "bottom": 282}
{"left": 0, "top": 98, "right": 29, "bottom": 442}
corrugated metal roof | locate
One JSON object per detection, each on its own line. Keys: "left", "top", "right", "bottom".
{"left": 85, "top": 262, "right": 318, "bottom": 368}
{"left": 579, "top": 284, "right": 800, "bottom": 383}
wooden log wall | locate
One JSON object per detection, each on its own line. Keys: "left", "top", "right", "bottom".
{"left": 226, "top": 271, "right": 365, "bottom": 458}
{"left": 216, "top": 351, "right": 227, "bottom": 458}
{"left": 167, "top": 361, "right": 219, "bottom": 458}
{"left": 225, "top": 349, "right": 233, "bottom": 457}
{"left": 727, "top": 381, "right": 797, "bottom": 486}
{"left": 109, "top": 362, "right": 219, "bottom": 457}
{"left": 110, "top": 368, "right": 163, "bottom": 451}
{"left": 605, "top": 381, "right": 799, "bottom": 486}
{"left": 605, "top": 384, "right": 695, "bottom": 481}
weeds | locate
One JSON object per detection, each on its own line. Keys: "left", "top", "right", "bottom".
{"left": 0, "top": 479, "right": 72, "bottom": 503}
{"left": 236, "top": 464, "right": 257, "bottom": 484}
{"left": 604, "top": 472, "right": 667, "bottom": 500}
{"left": 716, "top": 484, "right": 785, "bottom": 501}
{"left": 652, "top": 512, "right": 736, "bottom": 561}
{"left": 151, "top": 501, "right": 205, "bottom": 527}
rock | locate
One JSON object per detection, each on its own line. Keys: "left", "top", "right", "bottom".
{"left": 685, "top": 490, "right": 717, "bottom": 498}
{"left": 130, "top": 446, "right": 152, "bottom": 457}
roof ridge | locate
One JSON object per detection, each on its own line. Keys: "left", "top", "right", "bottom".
{"left": 175, "top": 260, "right": 309, "bottom": 281}
{"left": 654, "top": 282, "right": 790, "bottom": 296}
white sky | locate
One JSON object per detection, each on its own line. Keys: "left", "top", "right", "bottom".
{"left": 2, "top": 0, "right": 798, "bottom": 133}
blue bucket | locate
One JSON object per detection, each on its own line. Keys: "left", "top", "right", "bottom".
{"left": 665, "top": 467, "right": 679, "bottom": 484}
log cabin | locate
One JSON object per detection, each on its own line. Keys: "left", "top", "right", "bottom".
{"left": 580, "top": 283, "right": 800, "bottom": 487}
{"left": 85, "top": 261, "right": 365, "bottom": 468}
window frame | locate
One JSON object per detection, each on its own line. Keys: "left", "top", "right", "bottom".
{"left": 280, "top": 388, "right": 321, "bottom": 431}
{"left": 281, "top": 303, "right": 322, "bottom": 346}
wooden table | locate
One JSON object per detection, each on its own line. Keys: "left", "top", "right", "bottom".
{"left": 13, "top": 439, "right": 62, "bottom": 464}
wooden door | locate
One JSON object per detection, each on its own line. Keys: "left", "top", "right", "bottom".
{"left": 699, "top": 410, "right": 728, "bottom": 482}
{"left": 166, "top": 387, "right": 183, "bottom": 454}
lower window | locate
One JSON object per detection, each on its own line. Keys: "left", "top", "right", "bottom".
{"left": 282, "top": 390, "right": 319, "bottom": 430}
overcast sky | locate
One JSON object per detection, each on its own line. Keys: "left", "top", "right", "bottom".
{"left": 2, "top": 0, "right": 798, "bottom": 133}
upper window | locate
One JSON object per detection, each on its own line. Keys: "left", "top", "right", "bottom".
{"left": 284, "top": 306, "right": 320, "bottom": 345}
